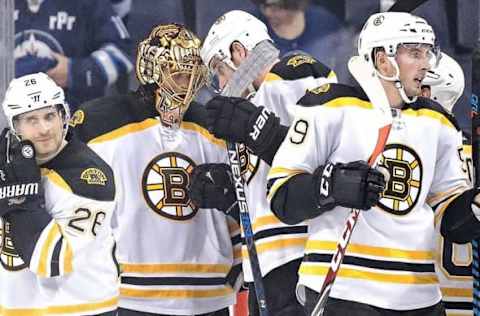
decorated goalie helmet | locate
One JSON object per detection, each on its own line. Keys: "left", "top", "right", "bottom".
{"left": 422, "top": 52, "right": 464, "bottom": 112}
{"left": 2, "top": 72, "right": 70, "bottom": 138}
{"left": 136, "top": 23, "right": 207, "bottom": 128}
{"left": 358, "top": 12, "right": 440, "bottom": 103}
{"left": 200, "top": 10, "right": 272, "bottom": 71}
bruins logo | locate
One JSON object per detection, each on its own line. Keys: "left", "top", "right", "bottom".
{"left": 80, "top": 168, "right": 108, "bottom": 186}
{"left": 238, "top": 144, "right": 260, "bottom": 184}
{"left": 377, "top": 144, "right": 422, "bottom": 215}
{"left": 69, "top": 110, "right": 85, "bottom": 127}
{"left": 142, "top": 152, "right": 197, "bottom": 220}
{"left": 309, "top": 84, "right": 330, "bottom": 95}
{"left": 0, "top": 219, "right": 27, "bottom": 271}
{"left": 287, "top": 55, "right": 316, "bottom": 68}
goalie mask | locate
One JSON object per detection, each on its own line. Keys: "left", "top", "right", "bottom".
{"left": 136, "top": 23, "right": 207, "bottom": 128}
{"left": 358, "top": 12, "right": 440, "bottom": 104}
{"left": 422, "top": 52, "right": 464, "bottom": 112}
{"left": 2, "top": 72, "right": 70, "bottom": 140}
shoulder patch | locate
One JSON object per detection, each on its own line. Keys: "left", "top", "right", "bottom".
{"left": 69, "top": 109, "right": 85, "bottom": 127}
{"left": 41, "top": 140, "right": 115, "bottom": 201}
{"left": 270, "top": 53, "right": 334, "bottom": 81}
{"left": 286, "top": 55, "right": 317, "bottom": 68}
{"left": 298, "top": 83, "right": 368, "bottom": 107}
{"left": 80, "top": 168, "right": 108, "bottom": 186}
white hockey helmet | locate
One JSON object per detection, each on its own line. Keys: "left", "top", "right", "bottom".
{"left": 422, "top": 53, "right": 464, "bottom": 112}
{"left": 358, "top": 12, "right": 439, "bottom": 103}
{"left": 2, "top": 72, "right": 70, "bottom": 135}
{"left": 200, "top": 10, "right": 272, "bottom": 70}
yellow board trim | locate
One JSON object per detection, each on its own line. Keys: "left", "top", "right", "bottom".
{"left": 305, "top": 240, "right": 433, "bottom": 260}
{"left": 89, "top": 118, "right": 159, "bottom": 144}
{"left": 299, "top": 264, "right": 438, "bottom": 284}
{"left": 48, "top": 297, "right": 118, "bottom": 315}
{"left": 120, "top": 263, "right": 230, "bottom": 274}
{"left": 120, "top": 287, "right": 233, "bottom": 299}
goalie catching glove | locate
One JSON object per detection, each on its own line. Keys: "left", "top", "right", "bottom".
{"left": 314, "top": 160, "right": 387, "bottom": 211}
{"left": 0, "top": 129, "right": 44, "bottom": 217}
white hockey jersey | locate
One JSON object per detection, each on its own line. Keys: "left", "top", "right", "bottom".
{"left": 436, "top": 140, "right": 474, "bottom": 315}
{"left": 0, "top": 139, "right": 118, "bottom": 316}
{"left": 240, "top": 54, "right": 337, "bottom": 281}
{"left": 72, "top": 96, "right": 241, "bottom": 315}
{"left": 267, "top": 83, "right": 469, "bottom": 310}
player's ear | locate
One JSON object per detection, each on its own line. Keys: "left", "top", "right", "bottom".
{"left": 230, "top": 41, "right": 247, "bottom": 66}
{"left": 374, "top": 50, "right": 392, "bottom": 77}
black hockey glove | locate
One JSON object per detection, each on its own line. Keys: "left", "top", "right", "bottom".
{"left": 205, "top": 96, "right": 281, "bottom": 155}
{"left": 314, "top": 160, "right": 386, "bottom": 211}
{"left": 0, "top": 129, "right": 45, "bottom": 217}
{"left": 188, "top": 163, "right": 237, "bottom": 215}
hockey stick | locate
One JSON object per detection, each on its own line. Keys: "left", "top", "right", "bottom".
{"left": 471, "top": 46, "right": 480, "bottom": 315}
{"left": 311, "top": 56, "right": 393, "bottom": 316}
{"left": 219, "top": 43, "right": 277, "bottom": 316}
{"left": 387, "top": 0, "right": 429, "bottom": 12}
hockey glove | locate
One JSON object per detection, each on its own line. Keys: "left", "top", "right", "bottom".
{"left": 0, "top": 129, "right": 45, "bottom": 217}
{"left": 205, "top": 96, "right": 281, "bottom": 155}
{"left": 314, "top": 160, "right": 386, "bottom": 211}
{"left": 188, "top": 163, "right": 237, "bottom": 214}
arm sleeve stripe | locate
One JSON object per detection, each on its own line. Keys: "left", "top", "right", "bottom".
{"left": 35, "top": 221, "right": 62, "bottom": 277}
{"left": 92, "top": 49, "right": 119, "bottom": 85}
{"left": 60, "top": 236, "right": 73, "bottom": 275}
{"left": 111, "top": 16, "right": 130, "bottom": 39}
{"left": 50, "top": 238, "right": 62, "bottom": 277}
{"left": 103, "top": 43, "right": 133, "bottom": 73}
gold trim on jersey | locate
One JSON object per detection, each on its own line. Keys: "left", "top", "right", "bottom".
{"left": 403, "top": 108, "right": 455, "bottom": 129}
{"left": 428, "top": 185, "right": 467, "bottom": 209}
{"left": 120, "top": 263, "right": 231, "bottom": 274}
{"left": 251, "top": 215, "right": 284, "bottom": 231}
{"left": 88, "top": 118, "right": 159, "bottom": 144}
{"left": 267, "top": 167, "right": 305, "bottom": 201}
{"left": 0, "top": 306, "right": 47, "bottom": 316}
{"left": 441, "top": 287, "right": 472, "bottom": 298}
{"left": 305, "top": 240, "right": 434, "bottom": 261}
{"left": 264, "top": 73, "right": 283, "bottom": 82}
{"left": 327, "top": 71, "right": 337, "bottom": 79}
{"left": 41, "top": 169, "right": 72, "bottom": 193}
{"left": 180, "top": 122, "right": 226, "bottom": 148}
{"left": 324, "top": 97, "right": 373, "bottom": 110}
{"left": 242, "top": 237, "right": 307, "bottom": 258}
{"left": 299, "top": 263, "right": 438, "bottom": 284}
{"left": 36, "top": 221, "right": 61, "bottom": 277}
{"left": 47, "top": 296, "right": 118, "bottom": 315}
{"left": 120, "top": 286, "right": 233, "bottom": 299}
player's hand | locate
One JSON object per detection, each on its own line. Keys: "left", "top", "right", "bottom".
{"left": 205, "top": 96, "right": 281, "bottom": 155}
{"left": 47, "top": 52, "right": 69, "bottom": 88}
{"left": 0, "top": 129, "right": 44, "bottom": 217}
{"left": 188, "top": 163, "right": 237, "bottom": 214}
{"left": 314, "top": 160, "right": 386, "bottom": 211}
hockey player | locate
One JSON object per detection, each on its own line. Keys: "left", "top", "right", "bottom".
{"left": 14, "top": 0, "right": 133, "bottom": 110}
{"left": 267, "top": 12, "right": 480, "bottom": 315}
{"left": 421, "top": 52, "right": 473, "bottom": 315}
{"left": 189, "top": 10, "right": 336, "bottom": 316}
{"left": 71, "top": 24, "right": 241, "bottom": 316}
{"left": 0, "top": 72, "right": 117, "bottom": 315}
